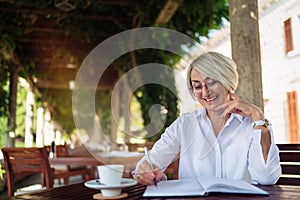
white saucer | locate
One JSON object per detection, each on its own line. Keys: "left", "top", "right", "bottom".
{"left": 84, "top": 178, "right": 137, "bottom": 190}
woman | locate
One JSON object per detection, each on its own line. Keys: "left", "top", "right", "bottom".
{"left": 133, "top": 52, "right": 281, "bottom": 185}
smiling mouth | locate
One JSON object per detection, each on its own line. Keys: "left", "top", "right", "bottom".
{"left": 202, "top": 96, "right": 217, "bottom": 102}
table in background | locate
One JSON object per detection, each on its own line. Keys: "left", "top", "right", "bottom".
{"left": 49, "top": 153, "right": 143, "bottom": 178}
{"left": 4, "top": 183, "right": 300, "bottom": 200}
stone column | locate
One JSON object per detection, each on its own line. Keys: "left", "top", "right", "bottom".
{"left": 36, "top": 107, "right": 44, "bottom": 147}
{"left": 111, "top": 88, "right": 119, "bottom": 144}
{"left": 43, "top": 109, "right": 52, "bottom": 146}
{"left": 123, "top": 81, "right": 131, "bottom": 144}
{"left": 25, "top": 87, "right": 34, "bottom": 147}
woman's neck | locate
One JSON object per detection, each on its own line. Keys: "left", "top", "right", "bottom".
{"left": 207, "top": 110, "right": 229, "bottom": 137}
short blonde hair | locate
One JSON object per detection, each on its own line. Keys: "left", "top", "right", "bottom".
{"left": 187, "top": 52, "right": 239, "bottom": 98}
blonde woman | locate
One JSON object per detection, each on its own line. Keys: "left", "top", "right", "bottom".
{"left": 133, "top": 52, "right": 281, "bottom": 186}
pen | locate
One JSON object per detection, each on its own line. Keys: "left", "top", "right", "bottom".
{"left": 144, "top": 146, "right": 157, "bottom": 187}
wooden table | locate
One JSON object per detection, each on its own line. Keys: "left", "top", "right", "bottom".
{"left": 4, "top": 183, "right": 300, "bottom": 200}
{"left": 49, "top": 154, "right": 143, "bottom": 178}
{"left": 50, "top": 157, "right": 103, "bottom": 166}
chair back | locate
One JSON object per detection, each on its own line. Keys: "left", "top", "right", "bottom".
{"left": 277, "top": 144, "right": 300, "bottom": 185}
{"left": 1, "top": 147, "right": 54, "bottom": 196}
{"left": 44, "top": 143, "right": 92, "bottom": 183}
{"left": 45, "top": 143, "right": 69, "bottom": 157}
{"left": 55, "top": 144, "right": 69, "bottom": 157}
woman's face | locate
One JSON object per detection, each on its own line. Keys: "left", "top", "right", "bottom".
{"left": 190, "top": 69, "right": 230, "bottom": 112}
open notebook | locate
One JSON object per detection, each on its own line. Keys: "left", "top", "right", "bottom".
{"left": 143, "top": 176, "right": 269, "bottom": 197}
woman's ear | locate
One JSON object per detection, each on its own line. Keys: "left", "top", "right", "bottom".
{"left": 228, "top": 90, "right": 234, "bottom": 100}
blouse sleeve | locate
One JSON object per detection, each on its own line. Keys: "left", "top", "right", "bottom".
{"left": 133, "top": 117, "right": 182, "bottom": 174}
{"left": 247, "top": 125, "right": 282, "bottom": 185}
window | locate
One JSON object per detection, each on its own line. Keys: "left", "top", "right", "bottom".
{"left": 284, "top": 18, "right": 294, "bottom": 53}
{"left": 286, "top": 91, "right": 300, "bottom": 143}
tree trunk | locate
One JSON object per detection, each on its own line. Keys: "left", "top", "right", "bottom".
{"left": 229, "top": 0, "right": 264, "bottom": 110}
{"left": 6, "top": 69, "right": 18, "bottom": 147}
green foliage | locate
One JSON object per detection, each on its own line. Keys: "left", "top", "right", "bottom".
{"left": 37, "top": 89, "right": 113, "bottom": 136}
{"left": 95, "top": 90, "right": 113, "bottom": 136}
{"left": 0, "top": 74, "right": 9, "bottom": 118}
{"left": 0, "top": 39, "right": 13, "bottom": 117}
{"left": 0, "top": 79, "right": 29, "bottom": 148}
{"left": 40, "top": 89, "right": 75, "bottom": 134}
{"left": 0, "top": 0, "right": 229, "bottom": 142}
{"left": 0, "top": 117, "right": 7, "bottom": 148}
{"left": 171, "top": 0, "right": 229, "bottom": 42}
{"left": 0, "top": 78, "right": 9, "bottom": 148}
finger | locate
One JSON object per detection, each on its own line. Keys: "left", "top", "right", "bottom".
{"left": 221, "top": 107, "right": 233, "bottom": 118}
{"left": 139, "top": 163, "right": 157, "bottom": 185}
{"left": 230, "top": 93, "right": 238, "bottom": 100}
{"left": 218, "top": 101, "right": 237, "bottom": 118}
{"left": 140, "top": 160, "right": 153, "bottom": 172}
{"left": 134, "top": 162, "right": 151, "bottom": 184}
{"left": 153, "top": 167, "right": 163, "bottom": 183}
{"left": 134, "top": 171, "right": 154, "bottom": 185}
{"left": 214, "top": 102, "right": 230, "bottom": 111}
{"left": 133, "top": 172, "right": 140, "bottom": 180}
{"left": 214, "top": 94, "right": 238, "bottom": 112}
{"left": 139, "top": 172, "right": 157, "bottom": 185}
{"left": 221, "top": 104, "right": 247, "bottom": 118}
{"left": 141, "top": 161, "right": 159, "bottom": 179}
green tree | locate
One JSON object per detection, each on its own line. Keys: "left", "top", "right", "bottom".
{"left": 0, "top": 0, "right": 229, "bottom": 142}
{"left": 15, "top": 81, "right": 27, "bottom": 139}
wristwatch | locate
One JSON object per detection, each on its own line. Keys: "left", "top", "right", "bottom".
{"left": 252, "top": 118, "right": 269, "bottom": 128}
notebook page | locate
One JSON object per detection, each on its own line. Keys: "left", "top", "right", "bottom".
{"left": 197, "top": 176, "right": 269, "bottom": 195}
{"left": 143, "top": 179, "right": 206, "bottom": 197}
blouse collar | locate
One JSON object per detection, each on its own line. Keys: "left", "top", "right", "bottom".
{"left": 195, "top": 107, "right": 244, "bottom": 124}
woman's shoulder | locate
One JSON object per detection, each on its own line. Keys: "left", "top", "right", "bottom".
{"left": 167, "top": 108, "right": 203, "bottom": 132}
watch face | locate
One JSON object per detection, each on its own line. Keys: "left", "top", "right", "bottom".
{"left": 252, "top": 119, "right": 269, "bottom": 128}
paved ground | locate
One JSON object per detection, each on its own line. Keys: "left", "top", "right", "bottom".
{"left": 0, "top": 174, "right": 84, "bottom": 199}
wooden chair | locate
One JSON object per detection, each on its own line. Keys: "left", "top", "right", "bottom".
{"left": 53, "top": 144, "right": 92, "bottom": 184}
{"left": 277, "top": 144, "right": 300, "bottom": 185}
{"left": 1, "top": 147, "right": 70, "bottom": 196}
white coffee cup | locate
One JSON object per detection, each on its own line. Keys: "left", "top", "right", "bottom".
{"left": 97, "top": 164, "right": 124, "bottom": 196}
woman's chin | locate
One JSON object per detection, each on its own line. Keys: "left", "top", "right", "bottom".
{"left": 203, "top": 101, "right": 223, "bottom": 113}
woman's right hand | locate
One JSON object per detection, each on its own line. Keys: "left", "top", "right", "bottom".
{"left": 133, "top": 160, "right": 163, "bottom": 185}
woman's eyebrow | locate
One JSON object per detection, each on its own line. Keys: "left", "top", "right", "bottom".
{"left": 191, "top": 77, "right": 211, "bottom": 83}
{"left": 191, "top": 80, "right": 200, "bottom": 83}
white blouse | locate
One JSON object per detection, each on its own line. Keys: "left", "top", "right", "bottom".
{"left": 135, "top": 107, "right": 282, "bottom": 185}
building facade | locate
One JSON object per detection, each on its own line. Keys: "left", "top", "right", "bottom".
{"left": 176, "top": 0, "right": 300, "bottom": 143}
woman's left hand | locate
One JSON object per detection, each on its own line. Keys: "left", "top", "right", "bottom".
{"left": 215, "top": 93, "right": 264, "bottom": 121}
{"left": 216, "top": 93, "right": 271, "bottom": 162}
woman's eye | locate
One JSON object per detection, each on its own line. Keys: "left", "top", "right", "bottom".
{"left": 206, "top": 80, "right": 217, "bottom": 87}
{"left": 193, "top": 85, "right": 202, "bottom": 90}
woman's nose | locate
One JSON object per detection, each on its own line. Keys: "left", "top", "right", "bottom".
{"left": 201, "top": 84, "right": 210, "bottom": 97}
